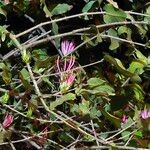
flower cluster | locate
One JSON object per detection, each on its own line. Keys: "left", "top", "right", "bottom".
{"left": 140, "top": 109, "right": 150, "bottom": 120}
{"left": 57, "top": 55, "right": 75, "bottom": 92}
{"left": 61, "top": 40, "right": 75, "bottom": 56}
{"left": 121, "top": 115, "right": 128, "bottom": 124}
{"left": 2, "top": 113, "right": 13, "bottom": 129}
{"left": 56, "top": 40, "right": 76, "bottom": 92}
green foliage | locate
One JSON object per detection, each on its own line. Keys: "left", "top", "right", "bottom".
{"left": 0, "top": 0, "right": 150, "bottom": 149}
{"left": 103, "top": 4, "right": 127, "bottom": 23}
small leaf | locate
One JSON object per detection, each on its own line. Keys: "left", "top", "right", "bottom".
{"left": 50, "top": 93, "right": 76, "bottom": 110}
{"left": 0, "top": 7, "right": 7, "bottom": 18}
{"left": 0, "top": 26, "right": 7, "bottom": 42}
{"left": 94, "top": 84, "right": 115, "bottom": 95}
{"left": 118, "top": 26, "right": 132, "bottom": 40}
{"left": 103, "top": 4, "right": 127, "bottom": 23}
{"left": 51, "top": 3, "right": 72, "bottom": 16}
{"left": 0, "top": 92, "right": 9, "bottom": 104}
{"left": 20, "top": 68, "right": 30, "bottom": 81}
{"left": 2, "top": 65, "right": 11, "bottom": 84}
{"left": 87, "top": 77, "right": 106, "bottom": 87}
{"left": 135, "top": 50, "right": 148, "bottom": 65}
{"left": 21, "top": 49, "right": 30, "bottom": 63}
{"left": 43, "top": 3, "right": 52, "bottom": 17}
{"left": 79, "top": 100, "right": 90, "bottom": 115}
{"left": 20, "top": 68, "right": 30, "bottom": 88}
{"left": 121, "top": 131, "right": 131, "bottom": 141}
{"left": 97, "top": 33, "right": 102, "bottom": 43}
{"left": 128, "top": 61, "right": 145, "bottom": 74}
{"left": 82, "top": 1, "right": 96, "bottom": 13}
{"left": 144, "top": 6, "right": 150, "bottom": 23}
{"left": 107, "top": 29, "right": 119, "bottom": 50}
{"left": 32, "top": 49, "right": 48, "bottom": 61}
{"left": 134, "top": 131, "right": 143, "bottom": 138}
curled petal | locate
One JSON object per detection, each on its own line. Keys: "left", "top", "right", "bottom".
{"left": 61, "top": 40, "right": 75, "bottom": 56}
{"left": 67, "top": 56, "right": 75, "bottom": 71}
{"left": 61, "top": 41, "right": 67, "bottom": 56}
{"left": 57, "top": 56, "right": 61, "bottom": 73}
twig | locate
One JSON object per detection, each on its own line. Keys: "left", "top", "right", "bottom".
{"left": 105, "top": 122, "right": 136, "bottom": 141}
{"left": 16, "top": 11, "right": 150, "bottom": 38}
{"left": 91, "top": 120, "right": 100, "bottom": 147}
{"left": 91, "top": 145, "right": 149, "bottom": 150}
{"left": 16, "top": 12, "right": 106, "bottom": 38}
{"left": 9, "top": 142, "right": 16, "bottom": 150}
{"left": 3, "top": 21, "right": 149, "bottom": 60}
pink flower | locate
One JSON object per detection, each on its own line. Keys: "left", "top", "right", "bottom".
{"left": 56, "top": 56, "right": 75, "bottom": 76}
{"left": 2, "top": 113, "right": 13, "bottom": 129}
{"left": 121, "top": 115, "right": 128, "bottom": 124}
{"left": 140, "top": 109, "right": 150, "bottom": 119}
{"left": 65, "top": 74, "right": 75, "bottom": 86}
{"left": 61, "top": 40, "right": 75, "bottom": 56}
{"left": 56, "top": 56, "right": 76, "bottom": 91}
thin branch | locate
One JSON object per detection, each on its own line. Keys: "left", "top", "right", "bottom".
{"left": 15, "top": 11, "right": 150, "bottom": 38}
{"left": 91, "top": 120, "right": 100, "bottom": 147}
{"left": 15, "top": 12, "right": 106, "bottom": 38}
{"left": 105, "top": 122, "right": 136, "bottom": 141}
{"left": 3, "top": 21, "right": 149, "bottom": 60}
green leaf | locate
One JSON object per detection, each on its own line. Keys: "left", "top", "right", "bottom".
{"left": 2, "top": 65, "right": 11, "bottom": 84}
{"left": 97, "top": 33, "right": 102, "bottom": 43}
{"left": 118, "top": 26, "right": 132, "bottom": 40}
{"left": 128, "top": 61, "right": 145, "bottom": 74}
{"left": 52, "top": 22, "right": 60, "bottom": 49}
{"left": 132, "top": 84, "right": 144, "bottom": 102}
{"left": 87, "top": 77, "right": 106, "bottom": 87}
{"left": 94, "top": 84, "right": 115, "bottom": 95}
{"left": 20, "top": 68, "right": 30, "bottom": 81}
{"left": 27, "top": 107, "right": 33, "bottom": 117}
{"left": 21, "top": 49, "right": 30, "bottom": 63}
{"left": 121, "top": 131, "right": 131, "bottom": 141}
{"left": 0, "top": 26, "right": 7, "bottom": 42}
{"left": 82, "top": 1, "right": 95, "bottom": 13}
{"left": 32, "top": 49, "right": 48, "bottom": 61}
{"left": 144, "top": 6, "right": 150, "bottom": 23}
{"left": 0, "top": 92, "right": 9, "bottom": 104}
{"left": 107, "top": 29, "right": 119, "bottom": 50}
{"left": 134, "top": 131, "right": 143, "bottom": 138}
{"left": 0, "top": 63, "right": 6, "bottom": 69}
{"left": 20, "top": 68, "right": 30, "bottom": 88}
{"left": 0, "top": 8, "right": 7, "bottom": 18}
{"left": 103, "top": 4, "right": 127, "bottom": 23}
{"left": 79, "top": 100, "right": 90, "bottom": 115}
{"left": 43, "top": 3, "right": 52, "bottom": 17}
{"left": 135, "top": 50, "right": 148, "bottom": 65}
{"left": 51, "top": 3, "right": 72, "bottom": 16}
{"left": 50, "top": 93, "right": 76, "bottom": 110}
{"left": 90, "top": 107, "right": 101, "bottom": 118}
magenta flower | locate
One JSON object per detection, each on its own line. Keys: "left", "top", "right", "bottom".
{"left": 61, "top": 40, "right": 75, "bottom": 56}
{"left": 65, "top": 74, "right": 75, "bottom": 86}
{"left": 140, "top": 109, "right": 150, "bottom": 119}
{"left": 56, "top": 56, "right": 75, "bottom": 76}
{"left": 56, "top": 56, "right": 76, "bottom": 92}
{"left": 121, "top": 115, "right": 128, "bottom": 124}
{"left": 2, "top": 113, "right": 14, "bottom": 129}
